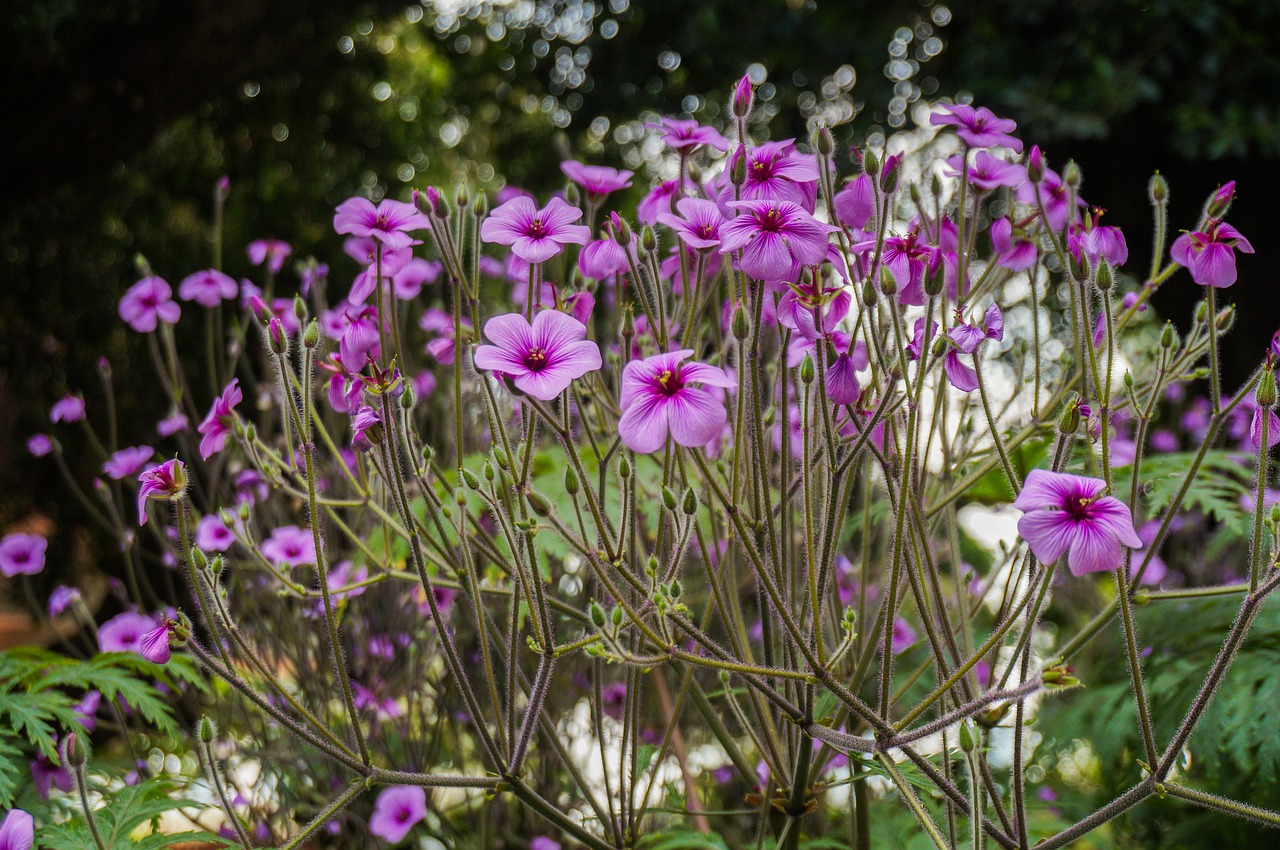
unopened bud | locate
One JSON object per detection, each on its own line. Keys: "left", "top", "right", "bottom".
{"left": 662, "top": 485, "right": 678, "bottom": 511}
{"left": 879, "top": 266, "right": 898, "bottom": 296}
{"left": 526, "top": 489, "right": 551, "bottom": 516}
{"left": 1148, "top": 172, "right": 1169, "bottom": 204}
{"left": 682, "top": 487, "right": 698, "bottom": 515}
{"left": 455, "top": 183, "right": 469, "bottom": 208}
{"left": 611, "top": 214, "right": 633, "bottom": 246}
{"left": 732, "top": 303, "right": 750, "bottom": 340}
{"left": 460, "top": 468, "right": 481, "bottom": 490}
{"left": 958, "top": 721, "right": 975, "bottom": 753}
{"left": 641, "top": 225, "right": 657, "bottom": 254}
{"left": 267, "top": 317, "right": 288, "bottom": 355}
{"left": 619, "top": 455, "right": 631, "bottom": 479}
{"left": 1206, "top": 180, "right": 1236, "bottom": 219}
{"left": 134, "top": 253, "right": 153, "bottom": 277}
{"left": 687, "top": 161, "right": 703, "bottom": 184}
{"left": 1217, "top": 305, "right": 1235, "bottom": 332}
{"left": 198, "top": 716, "right": 218, "bottom": 744}
{"left": 564, "top": 182, "right": 581, "bottom": 208}
{"left": 1062, "top": 159, "right": 1081, "bottom": 189}
{"left": 620, "top": 308, "right": 635, "bottom": 340}
{"left": 731, "top": 74, "right": 754, "bottom": 120}
{"left": 1026, "top": 145, "right": 1045, "bottom": 184}
{"left": 799, "top": 354, "right": 815, "bottom": 384}
{"left": 564, "top": 466, "right": 579, "bottom": 496}
{"left": 729, "top": 145, "right": 747, "bottom": 187}
{"left": 1058, "top": 397, "right": 1082, "bottom": 434}
{"left": 1194, "top": 301, "right": 1209, "bottom": 325}
{"left": 302, "top": 319, "right": 320, "bottom": 349}
{"left": 1095, "top": 261, "right": 1114, "bottom": 292}
{"left": 483, "top": 462, "right": 495, "bottom": 482}
{"left": 428, "top": 186, "right": 449, "bottom": 218}
{"left": 879, "top": 153, "right": 902, "bottom": 195}
{"left": 861, "top": 278, "right": 877, "bottom": 307}
{"left": 1257, "top": 369, "right": 1277, "bottom": 408}
{"left": 589, "top": 600, "right": 607, "bottom": 628}
{"left": 863, "top": 148, "right": 880, "bottom": 180}
{"left": 814, "top": 124, "right": 835, "bottom": 158}
{"left": 924, "top": 261, "right": 945, "bottom": 297}
{"left": 472, "top": 193, "right": 488, "bottom": 218}
{"left": 67, "top": 732, "right": 89, "bottom": 767}
{"left": 293, "top": 294, "right": 307, "bottom": 323}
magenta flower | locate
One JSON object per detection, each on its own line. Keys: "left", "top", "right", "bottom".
{"left": 930, "top": 103, "right": 1023, "bottom": 152}
{"left": 157, "top": 411, "right": 189, "bottom": 437}
{"left": 339, "top": 306, "right": 383, "bottom": 368}
{"left": 393, "top": 258, "right": 441, "bottom": 300}
{"left": 0, "top": 809, "right": 33, "bottom": 850}
{"left": 833, "top": 174, "right": 875, "bottom": 231}
{"left": 102, "top": 445, "right": 155, "bottom": 480}
{"left": 119, "top": 276, "right": 181, "bottom": 333}
{"left": 719, "top": 200, "right": 835, "bottom": 283}
{"left": 261, "top": 525, "right": 317, "bottom": 568}
{"left": 579, "top": 237, "right": 632, "bottom": 280}
{"left": 333, "top": 197, "right": 429, "bottom": 250}
{"left": 480, "top": 196, "right": 590, "bottom": 263}
{"left": 473, "top": 311, "right": 602, "bottom": 401}
{"left": 944, "top": 150, "right": 1025, "bottom": 192}
{"left": 1014, "top": 469, "right": 1143, "bottom": 575}
{"left": 530, "top": 839, "right": 562, "bottom": 850}
{"left": 944, "top": 304, "right": 1004, "bottom": 392}
{"left": 649, "top": 117, "right": 729, "bottom": 152}
{"left": 369, "top": 785, "right": 427, "bottom": 844}
{"left": 246, "top": 239, "right": 293, "bottom": 274}
{"left": 351, "top": 405, "right": 382, "bottom": 451}
{"left": 49, "top": 585, "right": 82, "bottom": 617}
{"left": 618, "top": 350, "right": 734, "bottom": 454}
{"left": 196, "top": 514, "right": 236, "bottom": 552}
{"left": 560, "top": 160, "right": 634, "bottom": 201}
{"left": 139, "top": 622, "right": 173, "bottom": 665}
{"left": 137, "top": 459, "right": 187, "bottom": 524}
{"left": 891, "top": 617, "right": 918, "bottom": 655}
{"left": 826, "top": 340, "right": 869, "bottom": 405}
{"left": 720, "top": 140, "right": 821, "bottom": 211}
{"left": 1017, "top": 168, "right": 1084, "bottom": 232}
{"left": 638, "top": 179, "right": 681, "bottom": 225}
{"left": 27, "top": 434, "right": 53, "bottom": 456}
{"left": 658, "top": 198, "right": 726, "bottom": 251}
{"left": 50, "top": 394, "right": 86, "bottom": 424}
{"left": 0, "top": 534, "right": 46, "bottom": 578}
{"left": 878, "top": 229, "right": 938, "bottom": 306}
{"left": 1170, "top": 219, "right": 1254, "bottom": 288}
{"left": 1068, "top": 218, "right": 1129, "bottom": 267}
{"left": 989, "top": 217, "right": 1038, "bottom": 271}
{"left": 178, "top": 269, "right": 238, "bottom": 307}
{"left": 99, "top": 611, "right": 160, "bottom": 654}
{"left": 197, "top": 378, "right": 242, "bottom": 460}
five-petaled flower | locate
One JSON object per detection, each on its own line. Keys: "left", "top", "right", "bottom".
{"left": 1014, "top": 469, "right": 1143, "bottom": 575}
{"left": 473, "top": 311, "right": 602, "bottom": 401}
{"left": 369, "top": 785, "right": 427, "bottom": 844}
{"left": 618, "top": 350, "right": 735, "bottom": 454}
{"left": 1170, "top": 219, "right": 1254, "bottom": 288}
{"left": 649, "top": 117, "right": 729, "bottom": 153}
{"left": 560, "top": 160, "right": 634, "bottom": 202}
{"left": 197, "top": 378, "right": 243, "bottom": 460}
{"left": 178, "top": 269, "right": 239, "bottom": 308}
{"left": 119, "top": 276, "right": 181, "bottom": 333}
{"left": 658, "top": 198, "right": 727, "bottom": 251}
{"left": 137, "top": 459, "right": 188, "bottom": 525}
{"left": 333, "top": 197, "right": 429, "bottom": 251}
{"left": 0, "top": 533, "right": 46, "bottom": 578}
{"left": 480, "top": 196, "right": 591, "bottom": 263}
{"left": 246, "top": 239, "right": 293, "bottom": 274}
{"left": 930, "top": 103, "right": 1023, "bottom": 152}
{"left": 719, "top": 200, "right": 836, "bottom": 283}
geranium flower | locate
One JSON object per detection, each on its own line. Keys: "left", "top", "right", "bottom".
{"left": 719, "top": 200, "right": 835, "bottom": 283}
{"left": 27, "top": 434, "right": 53, "bottom": 456}
{"left": 48, "top": 585, "right": 81, "bottom": 617}
{"left": 480, "top": 196, "right": 591, "bottom": 263}
{"left": 0, "top": 809, "right": 33, "bottom": 850}
{"left": 618, "top": 350, "right": 734, "bottom": 453}
{"left": 473, "top": 311, "right": 602, "bottom": 401}
{"left": 1017, "top": 167, "right": 1084, "bottom": 232}
{"left": 197, "top": 379, "right": 242, "bottom": 460}
{"left": 658, "top": 198, "right": 726, "bottom": 251}
{"left": 50, "top": 395, "right": 86, "bottom": 424}
{"left": 119, "top": 275, "right": 181, "bottom": 333}
{"left": 102, "top": 445, "right": 154, "bottom": 480}
{"left": 246, "top": 239, "right": 293, "bottom": 274}
{"left": 649, "top": 117, "right": 729, "bottom": 152}
{"left": 261, "top": 525, "right": 317, "bottom": 568}
{"left": 1068, "top": 215, "right": 1129, "bottom": 267}
{"left": 137, "top": 459, "right": 187, "bottom": 524}
{"left": 332, "top": 197, "right": 429, "bottom": 250}
{"left": 139, "top": 621, "right": 173, "bottom": 664}
{"left": 720, "top": 140, "right": 821, "bottom": 211}
{"left": 98, "top": 611, "right": 160, "bottom": 653}
{"left": 1014, "top": 469, "right": 1143, "bottom": 575}
{"left": 989, "top": 217, "right": 1038, "bottom": 271}
{"left": 369, "top": 786, "right": 427, "bottom": 844}
{"left": 0, "top": 534, "right": 46, "bottom": 578}
{"left": 930, "top": 102, "right": 1023, "bottom": 152}
{"left": 833, "top": 174, "right": 875, "bottom": 231}
{"left": 944, "top": 304, "right": 1004, "bottom": 392}
{"left": 638, "top": 178, "right": 682, "bottom": 224}
{"left": 195, "top": 514, "right": 236, "bottom": 552}
{"left": 1170, "top": 219, "right": 1254, "bottom": 288}
{"left": 560, "top": 160, "right": 634, "bottom": 202}
{"left": 943, "top": 150, "right": 1025, "bottom": 191}
{"left": 393, "top": 258, "right": 441, "bottom": 300}
{"left": 178, "top": 269, "right": 238, "bottom": 307}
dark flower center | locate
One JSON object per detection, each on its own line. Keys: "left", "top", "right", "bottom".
{"left": 522, "top": 346, "right": 550, "bottom": 372}
{"left": 756, "top": 207, "right": 784, "bottom": 233}
{"left": 528, "top": 217, "right": 545, "bottom": 237}
{"left": 654, "top": 368, "right": 685, "bottom": 397}
{"left": 396, "top": 808, "right": 410, "bottom": 823}
{"left": 750, "top": 158, "right": 773, "bottom": 180}
{"left": 1063, "top": 495, "right": 1096, "bottom": 522}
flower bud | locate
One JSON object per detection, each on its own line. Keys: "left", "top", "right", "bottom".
{"left": 682, "top": 487, "right": 698, "bottom": 515}
{"left": 610, "top": 213, "right": 633, "bottom": 246}
{"left": 1257, "top": 368, "right": 1277, "bottom": 409}
{"left": 879, "top": 153, "right": 902, "bottom": 195}
{"left": 729, "top": 145, "right": 747, "bottom": 187}
{"left": 620, "top": 307, "right": 635, "bottom": 340}
{"left": 198, "top": 716, "right": 218, "bottom": 744}
{"left": 526, "top": 489, "right": 551, "bottom": 516}
{"left": 1206, "top": 180, "right": 1236, "bottom": 219}
{"left": 1068, "top": 252, "right": 1089, "bottom": 284}
{"left": 1062, "top": 159, "right": 1082, "bottom": 189}
{"left": 863, "top": 148, "right": 880, "bottom": 180}
{"left": 1026, "top": 145, "right": 1045, "bottom": 184}
{"left": 1148, "top": 172, "right": 1169, "bottom": 204}
{"left": 799, "top": 354, "right": 815, "bottom": 384}
{"left": 564, "top": 182, "right": 581, "bottom": 208}
{"left": 267, "top": 318, "right": 288, "bottom": 355}
{"left": 472, "top": 192, "right": 488, "bottom": 218}
{"left": 732, "top": 303, "right": 750, "bottom": 340}
{"left": 814, "top": 124, "right": 835, "bottom": 158}
{"left": 134, "top": 253, "right": 153, "bottom": 277}
{"left": 454, "top": 183, "right": 469, "bottom": 208}
{"left": 1095, "top": 260, "right": 1114, "bottom": 292}
{"left": 67, "top": 731, "right": 89, "bottom": 767}
{"left": 641, "top": 224, "right": 657, "bottom": 254}
{"left": 861, "top": 278, "right": 877, "bottom": 307}
{"left": 1058, "top": 397, "right": 1081, "bottom": 435}
{"left": 731, "top": 73, "right": 754, "bottom": 120}
{"left": 924, "top": 261, "right": 945, "bottom": 297}
{"left": 1217, "top": 305, "right": 1235, "bottom": 332}
{"left": 619, "top": 455, "right": 631, "bottom": 479}
{"left": 958, "top": 721, "right": 975, "bottom": 753}
{"left": 461, "top": 467, "right": 481, "bottom": 489}
{"left": 293, "top": 294, "right": 307, "bottom": 323}
{"left": 428, "top": 186, "right": 449, "bottom": 218}
{"left": 564, "top": 466, "right": 579, "bottom": 496}
{"left": 1194, "top": 301, "right": 1209, "bottom": 325}
{"left": 662, "top": 485, "right": 678, "bottom": 511}
{"left": 879, "top": 266, "right": 898, "bottom": 296}
{"left": 589, "top": 600, "right": 607, "bottom": 628}
{"left": 302, "top": 319, "right": 320, "bottom": 349}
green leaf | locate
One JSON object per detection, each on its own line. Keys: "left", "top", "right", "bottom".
{"left": 39, "top": 776, "right": 234, "bottom": 850}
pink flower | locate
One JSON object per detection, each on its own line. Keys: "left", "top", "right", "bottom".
{"left": 649, "top": 117, "right": 729, "bottom": 152}
{"left": 1170, "top": 219, "right": 1254, "bottom": 288}
{"left": 195, "top": 514, "right": 236, "bottom": 552}
{"left": 1068, "top": 218, "right": 1129, "bottom": 267}
{"left": 891, "top": 617, "right": 918, "bottom": 655}
{"left": 989, "top": 217, "right": 1038, "bottom": 271}
{"left": 1014, "top": 469, "right": 1143, "bottom": 575}
{"left": 473, "top": 311, "right": 602, "bottom": 401}
{"left": 139, "top": 622, "right": 173, "bottom": 664}
{"left": 719, "top": 200, "right": 835, "bottom": 283}
{"left": 99, "top": 611, "right": 160, "bottom": 653}
{"left": 333, "top": 197, "right": 429, "bottom": 250}
{"left": 178, "top": 269, "right": 238, "bottom": 307}
{"left": 119, "top": 276, "right": 181, "bottom": 332}
{"left": 657, "top": 198, "right": 726, "bottom": 251}
{"left": 638, "top": 179, "right": 681, "bottom": 224}
{"left": 578, "top": 237, "right": 632, "bottom": 280}
{"left": 246, "top": 239, "right": 293, "bottom": 274}
{"left": 197, "top": 379, "right": 242, "bottom": 460}
{"left": 102, "top": 445, "right": 155, "bottom": 480}
{"left": 339, "top": 306, "right": 382, "bottom": 368}
{"left": 480, "top": 196, "right": 591, "bottom": 263}
{"left": 1017, "top": 168, "right": 1084, "bottom": 232}
{"left": 137, "top": 459, "right": 187, "bottom": 524}
{"left": 261, "top": 525, "right": 317, "bottom": 568}
{"left": 157, "top": 411, "right": 190, "bottom": 437}
{"left": 369, "top": 785, "right": 427, "bottom": 843}
{"left": 719, "top": 140, "right": 820, "bottom": 211}
{"left": 930, "top": 102, "right": 1023, "bottom": 152}
{"left": 49, "top": 585, "right": 82, "bottom": 617}
{"left": 833, "top": 174, "right": 875, "bottom": 230}
{"left": 0, "top": 809, "right": 33, "bottom": 850}
{"left": 27, "top": 434, "right": 53, "bottom": 456}
{"left": 618, "top": 350, "right": 734, "bottom": 454}
{"left": 560, "top": 160, "right": 634, "bottom": 201}
{"left": 944, "top": 150, "right": 1025, "bottom": 191}
{"left": 0, "top": 534, "right": 46, "bottom": 577}
{"left": 50, "top": 394, "right": 86, "bottom": 423}
{"left": 393, "top": 258, "right": 441, "bottom": 300}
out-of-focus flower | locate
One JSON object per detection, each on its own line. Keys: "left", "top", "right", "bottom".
{"left": 197, "top": 379, "right": 242, "bottom": 460}
{"left": 0, "top": 534, "right": 46, "bottom": 577}
{"left": 178, "top": 269, "right": 238, "bottom": 307}
{"left": 119, "top": 276, "right": 181, "bottom": 333}
{"left": 369, "top": 786, "right": 427, "bottom": 843}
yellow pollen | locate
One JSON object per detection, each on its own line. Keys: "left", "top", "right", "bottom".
{"left": 657, "top": 370, "right": 672, "bottom": 387}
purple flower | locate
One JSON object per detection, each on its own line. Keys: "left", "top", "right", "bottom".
{"left": 339, "top": 306, "right": 382, "bottom": 368}
{"left": 352, "top": 405, "right": 383, "bottom": 451}
{"left": 261, "top": 525, "right": 317, "bottom": 568}
{"left": 1014, "top": 469, "right": 1143, "bottom": 576}
{"left": 1171, "top": 219, "right": 1254, "bottom": 288}
{"left": 878, "top": 230, "right": 937, "bottom": 306}
{"left": 369, "top": 785, "right": 427, "bottom": 844}
{"left": 638, "top": 179, "right": 681, "bottom": 225}
{"left": 1016, "top": 167, "right": 1083, "bottom": 232}
{"left": 137, "top": 459, "right": 187, "bottom": 525}
{"left": 650, "top": 117, "right": 729, "bottom": 152}
{"left": 348, "top": 246, "right": 413, "bottom": 305}
{"left": 0, "top": 534, "right": 46, "bottom": 578}
{"left": 891, "top": 617, "right": 918, "bottom": 655}
{"left": 719, "top": 200, "right": 835, "bottom": 283}
{"left": 658, "top": 198, "right": 726, "bottom": 251}
{"left": 1250, "top": 402, "right": 1280, "bottom": 450}
{"left": 393, "top": 258, "right": 441, "bottom": 300}
{"left": 989, "top": 217, "right": 1038, "bottom": 271}
{"left": 720, "top": 140, "right": 820, "bottom": 211}
{"left": 50, "top": 395, "right": 86, "bottom": 424}
{"left": 139, "top": 622, "right": 173, "bottom": 664}
{"left": 157, "top": 411, "right": 189, "bottom": 437}
{"left": 578, "top": 237, "right": 633, "bottom": 280}
{"left": 618, "top": 350, "right": 735, "bottom": 454}
{"left": 473, "top": 311, "right": 602, "bottom": 401}
{"left": 197, "top": 379, "right": 242, "bottom": 460}
{"left": 246, "top": 239, "right": 293, "bottom": 274}
{"left": 333, "top": 197, "right": 429, "bottom": 251}
{"left": 833, "top": 174, "right": 875, "bottom": 231}
{"left": 531, "top": 838, "right": 563, "bottom": 850}
{"left": 480, "top": 196, "right": 590, "bottom": 263}
{"left": 99, "top": 611, "right": 160, "bottom": 653}
{"left": 178, "top": 269, "right": 238, "bottom": 307}
{"left": 0, "top": 809, "right": 33, "bottom": 850}
{"left": 196, "top": 515, "right": 236, "bottom": 552}
{"left": 48, "top": 585, "right": 82, "bottom": 618}
{"left": 944, "top": 150, "right": 1025, "bottom": 192}
{"left": 102, "top": 445, "right": 155, "bottom": 480}
{"left": 119, "top": 276, "right": 181, "bottom": 333}
{"left": 930, "top": 103, "right": 1023, "bottom": 152}
{"left": 27, "top": 434, "right": 53, "bottom": 456}
{"left": 1068, "top": 218, "right": 1129, "bottom": 267}
{"left": 826, "top": 342, "right": 869, "bottom": 405}
{"left": 560, "top": 160, "right": 634, "bottom": 201}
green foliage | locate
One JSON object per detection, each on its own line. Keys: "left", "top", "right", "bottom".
{"left": 39, "top": 776, "right": 233, "bottom": 850}
{"left": 638, "top": 829, "right": 731, "bottom": 850}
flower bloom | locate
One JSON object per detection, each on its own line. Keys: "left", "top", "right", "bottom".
{"left": 332, "top": 197, "right": 429, "bottom": 250}
{"left": 719, "top": 200, "right": 835, "bottom": 283}
{"left": 139, "top": 622, "right": 173, "bottom": 664}
{"left": 480, "top": 196, "right": 591, "bottom": 263}
{"left": 137, "top": 459, "right": 188, "bottom": 525}
{"left": 102, "top": 445, "right": 155, "bottom": 480}
{"left": 0, "top": 534, "right": 46, "bottom": 577}
{"left": 944, "top": 304, "right": 1004, "bottom": 393}
{"left": 196, "top": 514, "right": 236, "bottom": 552}
{"left": 833, "top": 174, "right": 875, "bottom": 231}
{"left": 246, "top": 239, "right": 293, "bottom": 274}
{"left": 197, "top": 379, "right": 242, "bottom": 460}
{"left": 261, "top": 525, "right": 317, "bottom": 568}
{"left": 930, "top": 102, "right": 1023, "bottom": 152}
{"left": 658, "top": 198, "right": 726, "bottom": 251}
{"left": 560, "top": 160, "right": 634, "bottom": 201}
{"left": 178, "top": 269, "right": 238, "bottom": 307}
{"left": 943, "top": 150, "right": 1025, "bottom": 191}
{"left": 27, "top": 434, "right": 53, "bottom": 456}
{"left": 48, "top": 585, "right": 82, "bottom": 617}
{"left": 1014, "top": 469, "right": 1143, "bottom": 575}
{"left": 618, "top": 350, "right": 735, "bottom": 453}
{"left": 720, "top": 140, "right": 821, "bottom": 210}
{"left": 98, "top": 611, "right": 160, "bottom": 653}
{"left": 119, "top": 276, "right": 181, "bottom": 332}
{"left": 50, "top": 395, "right": 86, "bottom": 424}
{"left": 1170, "top": 219, "right": 1254, "bottom": 288}
{"left": 473, "top": 311, "right": 602, "bottom": 401}
{"left": 989, "top": 217, "right": 1038, "bottom": 271}
{"left": 369, "top": 785, "right": 427, "bottom": 844}
{"left": 649, "top": 117, "right": 729, "bottom": 152}
{"left": 1068, "top": 216, "right": 1129, "bottom": 267}
{"left": 0, "top": 809, "right": 33, "bottom": 850}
